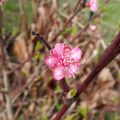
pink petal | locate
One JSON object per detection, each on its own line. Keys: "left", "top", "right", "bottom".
{"left": 89, "top": 0, "right": 98, "bottom": 12}
{"left": 64, "top": 67, "right": 73, "bottom": 78}
{"left": 51, "top": 43, "right": 64, "bottom": 57}
{"left": 89, "top": 24, "right": 97, "bottom": 31}
{"left": 64, "top": 45, "right": 72, "bottom": 56}
{"left": 53, "top": 66, "right": 64, "bottom": 80}
{"left": 70, "top": 48, "right": 82, "bottom": 61}
{"left": 68, "top": 64, "right": 79, "bottom": 74}
{"left": 45, "top": 56, "right": 58, "bottom": 68}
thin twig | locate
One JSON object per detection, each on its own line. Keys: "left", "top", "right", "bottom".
{"left": 8, "top": 52, "right": 38, "bottom": 74}
{"left": 32, "top": 31, "right": 52, "bottom": 50}
{"left": 73, "top": 0, "right": 82, "bottom": 13}
{"left": 51, "top": 0, "right": 85, "bottom": 42}
{"left": 71, "top": 13, "right": 100, "bottom": 42}
{"left": 58, "top": 11, "right": 84, "bottom": 29}
{"left": 3, "top": 70, "right": 14, "bottom": 120}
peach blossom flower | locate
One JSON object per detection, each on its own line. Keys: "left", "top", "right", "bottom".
{"left": 89, "top": 24, "right": 97, "bottom": 31}
{"left": 45, "top": 43, "right": 82, "bottom": 80}
{"left": 89, "top": 0, "right": 98, "bottom": 12}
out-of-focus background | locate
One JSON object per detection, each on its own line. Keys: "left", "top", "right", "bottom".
{"left": 0, "top": 0, "right": 120, "bottom": 120}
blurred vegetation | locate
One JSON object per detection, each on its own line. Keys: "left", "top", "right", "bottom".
{"left": 3, "top": 0, "right": 120, "bottom": 43}
{"left": 1, "top": 1, "right": 120, "bottom": 120}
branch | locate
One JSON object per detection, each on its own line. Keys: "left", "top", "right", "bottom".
{"left": 53, "top": 32, "right": 120, "bottom": 120}
{"left": 8, "top": 52, "right": 37, "bottom": 74}
{"left": 3, "top": 70, "right": 14, "bottom": 120}
{"left": 58, "top": 79, "right": 70, "bottom": 93}
{"left": 32, "top": 31, "right": 52, "bottom": 50}
{"left": 71, "top": 13, "right": 100, "bottom": 42}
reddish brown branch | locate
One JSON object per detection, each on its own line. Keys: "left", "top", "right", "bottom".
{"left": 53, "top": 32, "right": 120, "bottom": 120}
{"left": 58, "top": 79, "right": 70, "bottom": 93}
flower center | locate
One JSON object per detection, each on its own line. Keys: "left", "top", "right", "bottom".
{"left": 59, "top": 55, "right": 70, "bottom": 66}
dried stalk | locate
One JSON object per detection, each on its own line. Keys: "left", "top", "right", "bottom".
{"left": 51, "top": 0, "right": 86, "bottom": 42}
{"left": 0, "top": 7, "right": 5, "bottom": 64}
{"left": 31, "top": 0, "right": 37, "bottom": 17}
{"left": 3, "top": 70, "right": 14, "bottom": 120}
{"left": 19, "top": 0, "right": 28, "bottom": 33}
{"left": 8, "top": 52, "right": 38, "bottom": 74}
{"left": 58, "top": 11, "right": 84, "bottom": 29}
{"left": 0, "top": 6, "right": 14, "bottom": 120}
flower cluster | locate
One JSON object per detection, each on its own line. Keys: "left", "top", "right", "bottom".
{"left": 45, "top": 43, "right": 82, "bottom": 80}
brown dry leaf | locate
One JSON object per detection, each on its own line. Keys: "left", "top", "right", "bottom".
{"left": 13, "top": 33, "right": 28, "bottom": 62}
{"left": 28, "top": 102, "right": 35, "bottom": 114}
{"left": 97, "top": 68, "right": 115, "bottom": 90}
{"left": 13, "top": 33, "right": 31, "bottom": 70}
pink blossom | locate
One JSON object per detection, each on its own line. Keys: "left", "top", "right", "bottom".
{"left": 89, "top": 24, "right": 97, "bottom": 31}
{"left": 0, "top": 0, "right": 5, "bottom": 6}
{"left": 89, "top": 0, "right": 98, "bottom": 12}
{"left": 45, "top": 43, "right": 82, "bottom": 80}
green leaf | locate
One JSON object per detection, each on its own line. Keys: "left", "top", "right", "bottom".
{"left": 12, "top": 27, "right": 19, "bottom": 36}
{"left": 71, "top": 26, "right": 78, "bottom": 36}
{"left": 55, "top": 103, "right": 62, "bottom": 111}
{"left": 64, "top": 113, "right": 78, "bottom": 120}
{"left": 105, "top": 112, "right": 119, "bottom": 120}
{"left": 77, "top": 106, "right": 89, "bottom": 118}
{"left": 42, "top": 113, "right": 47, "bottom": 120}
{"left": 111, "top": 95, "right": 119, "bottom": 102}
{"left": 35, "top": 41, "right": 42, "bottom": 51}
{"left": 55, "top": 85, "right": 62, "bottom": 94}
{"left": 33, "top": 54, "right": 42, "bottom": 61}
{"left": 66, "top": 88, "right": 77, "bottom": 99}
{"left": 114, "top": 113, "right": 119, "bottom": 120}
